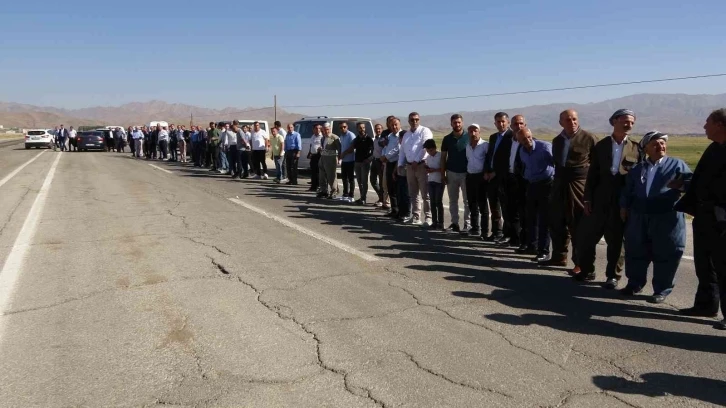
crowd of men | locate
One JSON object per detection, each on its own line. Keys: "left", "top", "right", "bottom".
{"left": 54, "top": 109, "right": 726, "bottom": 330}
{"left": 300, "top": 108, "right": 726, "bottom": 331}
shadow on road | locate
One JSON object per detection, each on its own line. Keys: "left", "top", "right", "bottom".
{"left": 593, "top": 373, "right": 726, "bottom": 406}
{"left": 125, "top": 157, "right": 726, "bottom": 354}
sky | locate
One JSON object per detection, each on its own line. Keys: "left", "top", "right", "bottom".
{"left": 2, "top": 0, "right": 725, "bottom": 118}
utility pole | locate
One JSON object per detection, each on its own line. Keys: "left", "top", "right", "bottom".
{"left": 190, "top": 112, "right": 193, "bottom": 128}
{"left": 274, "top": 95, "right": 277, "bottom": 122}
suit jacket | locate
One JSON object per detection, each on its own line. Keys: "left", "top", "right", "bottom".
{"left": 583, "top": 136, "right": 642, "bottom": 208}
{"left": 675, "top": 141, "right": 726, "bottom": 218}
{"left": 56, "top": 128, "right": 68, "bottom": 138}
{"left": 484, "top": 129, "right": 514, "bottom": 175}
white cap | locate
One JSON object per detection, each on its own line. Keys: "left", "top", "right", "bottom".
{"left": 468, "top": 123, "right": 480, "bottom": 130}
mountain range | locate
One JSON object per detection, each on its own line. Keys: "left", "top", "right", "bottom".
{"left": 1, "top": 93, "right": 724, "bottom": 134}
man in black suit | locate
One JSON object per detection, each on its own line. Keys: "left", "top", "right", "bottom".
{"left": 483, "top": 112, "right": 512, "bottom": 242}
{"left": 675, "top": 108, "right": 726, "bottom": 329}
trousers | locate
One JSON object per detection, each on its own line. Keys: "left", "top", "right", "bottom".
{"left": 355, "top": 161, "right": 371, "bottom": 201}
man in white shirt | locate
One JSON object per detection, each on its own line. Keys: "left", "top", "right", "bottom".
{"left": 308, "top": 124, "right": 324, "bottom": 192}
{"left": 250, "top": 121, "right": 270, "bottom": 179}
{"left": 68, "top": 126, "right": 77, "bottom": 151}
{"left": 465, "top": 124, "right": 490, "bottom": 237}
{"left": 222, "top": 122, "right": 241, "bottom": 178}
{"left": 397, "top": 112, "right": 434, "bottom": 226}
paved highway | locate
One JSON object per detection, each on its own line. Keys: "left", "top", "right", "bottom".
{"left": 0, "top": 141, "right": 723, "bottom": 407}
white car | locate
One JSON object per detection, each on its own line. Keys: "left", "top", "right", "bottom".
{"left": 24, "top": 129, "right": 55, "bottom": 149}
{"left": 293, "top": 116, "right": 374, "bottom": 169}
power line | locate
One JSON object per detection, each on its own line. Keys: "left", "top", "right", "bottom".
{"left": 278, "top": 73, "right": 726, "bottom": 109}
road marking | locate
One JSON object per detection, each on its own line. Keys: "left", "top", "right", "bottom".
{"left": 0, "top": 152, "right": 61, "bottom": 325}
{"left": 228, "top": 197, "right": 378, "bottom": 262}
{"left": 0, "top": 151, "right": 46, "bottom": 189}
{"left": 148, "top": 164, "right": 173, "bottom": 174}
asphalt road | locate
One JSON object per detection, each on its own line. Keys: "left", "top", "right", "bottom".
{"left": 0, "top": 142, "right": 723, "bottom": 408}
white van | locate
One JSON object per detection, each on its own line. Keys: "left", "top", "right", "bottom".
{"left": 148, "top": 121, "right": 169, "bottom": 129}
{"left": 293, "top": 116, "right": 374, "bottom": 169}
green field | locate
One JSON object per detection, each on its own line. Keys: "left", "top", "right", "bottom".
{"left": 431, "top": 131, "right": 709, "bottom": 169}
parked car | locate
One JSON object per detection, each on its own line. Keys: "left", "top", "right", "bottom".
{"left": 75, "top": 131, "right": 106, "bottom": 151}
{"left": 24, "top": 129, "right": 55, "bottom": 149}
{"left": 293, "top": 116, "right": 374, "bottom": 169}
{"left": 236, "top": 119, "right": 269, "bottom": 132}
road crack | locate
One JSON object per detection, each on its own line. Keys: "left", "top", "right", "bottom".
{"left": 399, "top": 350, "right": 515, "bottom": 399}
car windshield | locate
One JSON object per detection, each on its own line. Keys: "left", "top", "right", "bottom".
{"left": 28, "top": 131, "right": 47, "bottom": 136}
{"left": 333, "top": 120, "right": 373, "bottom": 138}
{"left": 294, "top": 121, "right": 326, "bottom": 139}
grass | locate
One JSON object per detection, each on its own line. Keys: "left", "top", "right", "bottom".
{"left": 0, "top": 133, "right": 23, "bottom": 140}
{"left": 431, "top": 131, "right": 709, "bottom": 169}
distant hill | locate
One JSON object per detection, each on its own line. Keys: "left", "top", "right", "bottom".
{"left": 0, "top": 101, "right": 306, "bottom": 129}
{"left": 411, "top": 93, "right": 726, "bottom": 134}
{"left": 2, "top": 93, "right": 725, "bottom": 133}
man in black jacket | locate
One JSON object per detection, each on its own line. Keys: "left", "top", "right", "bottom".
{"left": 675, "top": 108, "right": 726, "bottom": 329}
{"left": 483, "top": 112, "right": 512, "bottom": 242}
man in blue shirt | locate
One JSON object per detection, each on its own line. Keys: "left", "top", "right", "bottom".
{"left": 284, "top": 123, "right": 302, "bottom": 185}
{"left": 517, "top": 128, "right": 555, "bottom": 262}
{"left": 338, "top": 123, "right": 357, "bottom": 202}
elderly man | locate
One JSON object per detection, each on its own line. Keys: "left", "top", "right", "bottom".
{"left": 132, "top": 127, "right": 144, "bottom": 158}
{"left": 676, "top": 109, "right": 726, "bottom": 329}
{"left": 318, "top": 123, "right": 341, "bottom": 199}
{"left": 576, "top": 109, "right": 642, "bottom": 288}
{"left": 540, "top": 110, "right": 598, "bottom": 273}
{"left": 619, "top": 131, "right": 692, "bottom": 304}
{"left": 398, "top": 112, "right": 434, "bottom": 226}
{"left": 516, "top": 128, "right": 554, "bottom": 261}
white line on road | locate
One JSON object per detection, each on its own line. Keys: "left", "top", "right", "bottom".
{"left": 0, "top": 151, "right": 45, "bottom": 189}
{"left": 0, "top": 152, "right": 62, "bottom": 325}
{"left": 228, "top": 197, "right": 379, "bottom": 262}
{"left": 148, "top": 164, "right": 173, "bottom": 174}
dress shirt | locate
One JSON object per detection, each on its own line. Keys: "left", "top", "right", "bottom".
{"left": 221, "top": 130, "right": 237, "bottom": 146}
{"left": 425, "top": 152, "right": 443, "bottom": 183}
{"left": 309, "top": 134, "right": 323, "bottom": 154}
{"left": 466, "top": 139, "right": 489, "bottom": 174}
{"left": 645, "top": 157, "right": 664, "bottom": 197}
{"left": 132, "top": 130, "right": 144, "bottom": 140}
{"left": 382, "top": 132, "right": 399, "bottom": 162}
{"left": 250, "top": 130, "right": 269, "bottom": 151}
{"left": 509, "top": 138, "right": 520, "bottom": 173}
{"left": 339, "top": 130, "right": 357, "bottom": 162}
{"left": 69, "top": 129, "right": 77, "bottom": 139}
{"left": 397, "top": 125, "right": 434, "bottom": 167}
{"left": 372, "top": 135, "right": 384, "bottom": 159}
{"left": 284, "top": 131, "right": 302, "bottom": 151}
{"left": 519, "top": 140, "right": 555, "bottom": 183}
{"left": 158, "top": 130, "right": 169, "bottom": 142}
{"left": 611, "top": 136, "right": 627, "bottom": 175}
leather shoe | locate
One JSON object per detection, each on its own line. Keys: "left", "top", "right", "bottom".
{"left": 603, "top": 278, "right": 619, "bottom": 290}
{"left": 680, "top": 307, "right": 718, "bottom": 318}
{"left": 538, "top": 258, "right": 567, "bottom": 267}
{"left": 568, "top": 266, "right": 582, "bottom": 276}
{"left": 516, "top": 245, "right": 536, "bottom": 254}
{"left": 649, "top": 294, "right": 667, "bottom": 304}
{"left": 534, "top": 253, "right": 550, "bottom": 263}
{"left": 482, "top": 234, "right": 500, "bottom": 243}
{"left": 619, "top": 286, "right": 642, "bottom": 296}
{"left": 573, "top": 272, "right": 596, "bottom": 282}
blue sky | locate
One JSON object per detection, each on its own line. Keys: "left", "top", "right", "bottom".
{"left": 2, "top": 0, "right": 725, "bottom": 118}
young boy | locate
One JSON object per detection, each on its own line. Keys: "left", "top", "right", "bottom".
{"left": 424, "top": 139, "right": 445, "bottom": 230}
